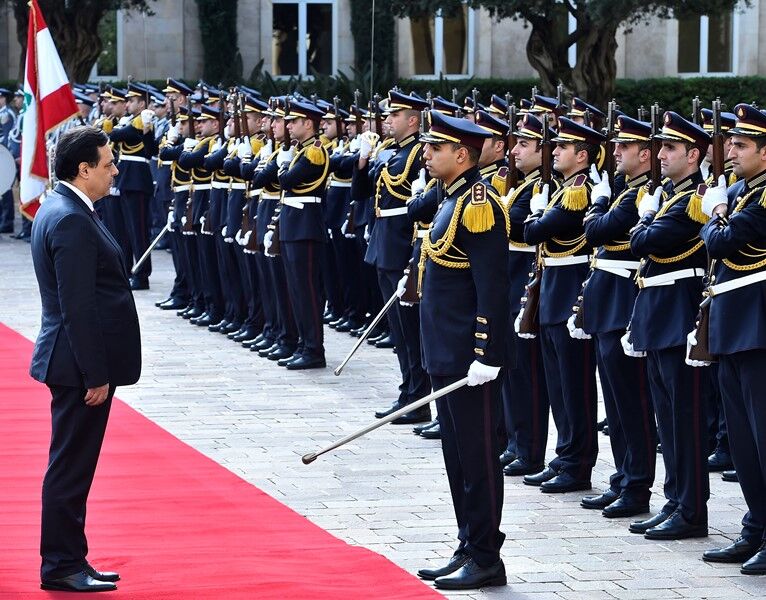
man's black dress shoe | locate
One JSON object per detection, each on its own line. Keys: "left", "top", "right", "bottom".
{"left": 540, "top": 473, "right": 591, "bottom": 494}
{"left": 722, "top": 470, "right": 739, "bottom": 482}
{"left": 413, "top": 419, "right": 438, "bottom": 435}
{"left": 602, "top": 425, "right": 609, "bottom": 436}
{"left": 366, "top": 331, "right": 388, "bottom": 345}
{"left": 417, "top": 553, "right": 471, "bottom": 581}
{"left": 421, "top": 423, "right": 441, "bottom": 439}
{"left": 257, "top": 343, "right": 280, "bottom": 357}
{"left": 159, "top": 298, "right": 187, "bottom": 310}
{"left": 644, "top": 510, "right": 707, "bottom": 540}
{"left": 504, "top": 458, "right": 545, "bottom": 477}
{"left": 391, "top": 405, "right": 431, "bottom": 425}
{"left": 40, "top": 571, "right": 116, "bottom": 592}
{"left": 322, "top": 310, "right": 335, "bottom": 324}
{"left": 155, "top": 297, "right": 172, "bottom": 307}
{"left": 228, "top": 327, "right": 247, "bottom": 340}
{"left": 83, "top": 563, "right": 120, "bottom": 582}
{"left": 221, "top": 321, "right": 242, "bottom": 335}
{"left": 232, "top": 328, "right": 257, "bottom": 342}
{"left": 285, "top": 355, "right": 326, "bottom": 370}
{"left": 189, "top": 311, "right": 208, "bottom": 325}
{"left": 335, "top": 320, "right": 353, "bottom": 333}
{"left": 179, "top": 306, "right": 200, "bottom": 319}
{"left": 267, "top": 346, "right": 296, "bottom": 361}
{"left": 707, "top": 450, "right": 733, "bottom": 472}
{"left": 375, "top": 401, "right": 404, "bottom": 419}
{"left": 523, "top": 466, "right": 557, "bottom": 486}
{"left": 12, "top": 231, "right": 31, "bottom": 240}
{"left": 581, "top": 489, "right": 619, "bottom": 510}
{"left": 597, "top": 418, "right": 607, "bottom": 431}
{"left": 703, "top": 536, "right": 761, "bottom": 563}
{"left": 276, "top": 351, "right": 301, "bottom": 365}
{"left": 741, "top": 542, "right": 766, "bottom": 574}
{"left": 252, "top": 337, "right": 275, "bottom": 350}
{"left": 434, "top": 558, "right": 506, "bottom": 590}
{"left": 328, "top": 317, "right": 345, "bottom": 329}
{"left": 129, "top": 277, "right": 149, "bottom": 290}
{"left": 208, "top": 319, "right": 229, "bottom": 332}
{"left": 629, "top": 510, "right": 672, "bottom": 534}
{"left": 602, "top": 496, "right": 650, "bottom": 518}
{"left": 197, "top": 315, "right": 220, "bottom": 327}
{"left": 499, "top": 449, "right": 516, "bottom": 466}
{"left": 374, "top": 334, "right": 395, "bottom": 349}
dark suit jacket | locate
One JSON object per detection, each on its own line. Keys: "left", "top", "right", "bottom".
{"left": 30, "top": 183, "right": 142, "bottom": 389}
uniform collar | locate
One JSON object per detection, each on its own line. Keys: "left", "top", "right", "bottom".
{"left": 671, "top": 170, "right": 703, "bottom": 194}
{"left": 479, "top": 159, "right": 506, "bottom": 179}
{"left": 396, "top": 133, "right": 417, "bottom": 149}
{"left": 562, "top": 167, "right": 589, "bottom": 187}
{"left": 745, "top": 169, "right": 766, "bottom": 192}
{"left": 522, "top": 166, "right": 542, "bottom": 182}
{"left": 445, "top": 165, "right": 480, "bottom": 196}
{"left": 300, "top": 136, "right": 318, "bottom": 149}
{"left": 60, "top": 180, "right": 95, "bottom": 212}
{"left": 626, "top": 171, "right": 650, "bottom": 189}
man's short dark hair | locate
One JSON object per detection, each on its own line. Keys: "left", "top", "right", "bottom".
{"left": 682, "top": 141, "right": 706, "bottom": 166}
{"left": 54, "top": 126, "right": 109, "bottom": 181}
{"left": 450, "top": 142, "right": 481, "bottom": 165}
{"left": 574, "top": 141, "right": 601, "bottom": 165}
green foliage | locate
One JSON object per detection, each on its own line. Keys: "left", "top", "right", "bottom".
{"left": 349, "top": 0, "right": 395, "bottom": 90}
{"left": 195, "top": 0, "right": 241, "bottom": 84}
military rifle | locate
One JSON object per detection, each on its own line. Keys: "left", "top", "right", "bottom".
{"left": 637, "top": 105, "right": 647, "bottom": 122}
{"left": 231, "top": 88, "right": 241, "bottom": 141}
{"left": 373, "top": 93, "right": 383, "bottom": 135}
{"left": 711, "top": 98, "right": 725, "bottom": 181}
{"left": 605, "top": 99, "right": 617, "bottom": 189}
{"left": 692, "top": 96, "right": 702, "bottom": 126}
{"left": 649, "top": 103, "right": 662, "bottom": 194}
{"left": 168, "top": 96, "right": 177, "bottom": 127}
{"left": 266, "top": 98, "right": 275, "bottom": 144}
{"left": 332, "top": 95, "right": 344, "bottom": 143}
{"left": 353, "top": 89, "right": 363, "bottom": 136}
{"left": 218, "top": 90, "right": 226, "bottom": 143}
{"left": 505, "top": 93, "right": 519, "bottom": 191}
{"left": 471, "top": 87, "right": 479, "bottom": 116}
{"left": 239, "top": 92, "right": 250, "bottom": 140}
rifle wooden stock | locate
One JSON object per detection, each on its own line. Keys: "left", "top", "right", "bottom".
{"left": 240, "top": 93, "right": 251, "bottom": 139}
{"left": 400, "top": 263, "right": 420, "bottom": 305}
{"left": 268, "top": 219, "right": 281, "bottom": 255}
{"left": 649, "top": 104, "right": 662, "bottom": 193}
{"left": 689, "top": 295, "right": 717, "bottom": 363}
{"left": 518, "top": 253, "right": 542, "bottom": 336}
{"left": 506, "top": 94, "right": 519, "bottom": 190}
{"left": 168, "top": 97, "right": 177, "bottom": 126}
{"left": 343, "top": 202, "right": 356, "bottom": 236}
{"left": 605, "top": 100, "right": 617, "bottom": 189}
{"left": 711, "top": 99, "right": 725, "bottom": 180}
{"left": 182, "top": 201, "right": 194, "bottom": 234}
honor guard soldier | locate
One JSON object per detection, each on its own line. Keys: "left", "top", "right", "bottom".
{"left": 110, "top": 82, "right": 156, "bottom": 290}
{"left": 522, "top": 117, "right": 603, "bottom": 494}
{"left": 415, "top": 110, "right": 509, "bottom": 591}
{"left": 568, "top": 97, "right": 606, "bottom": 131}
{"left": 360, "top": 90, "right": 432, "bottom": 422}
{"left": 699, "top": 104, "right": 766, "bottom": 573}
{"left": 502, "top": 114, "right": 555, "bottom": 477}
{"left": 148, "top": 90, "right": 172, "bottom": 247}
{"left": 578, "top": 115, "right": 657, "bottom": 518}
{"left": 626, "top": 111, "right": 711, "bottom": 540}
{"left": 266, "top": 99, "right": 329, "bottom": 370}
{"left": 701, "top": 108, "right": 737, "bottom": 185}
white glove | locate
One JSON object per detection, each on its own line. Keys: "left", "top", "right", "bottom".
{"left": 235, "top": 228, "right": 243, "bottom": 244}
{"left": 638, "top": 186, "right": 662, "bottom": 218}
{"left": 589, "top": 164, "right": 611, "bottom": 202}
{"left": 277, "top": 145, "right": 295, "bottom": 167}
{"left": 181, "top": 215, "right": 188, "bottom": 234}
{"left": 620, "top": 331, "right": 646, "bottom": 358}
{"left": 566, "top": 313, "right": 591, "bottom": 340}
{"left": 685, "top": 330, "right": 712, "bottom": 367}
{"left": 332, "top": 140, "right": 345, "bottom": 156}
{"left": 221, "top": 225, "right": 229, "bottom": 238}
{"left": 364, "top": 224, "right": 371, "bottom": 243}
{"left": 140, "top": 109, "right": 154, "bottom": 127}
{"left": 183, "top": 137, "right": 197, "bottom": 151}
{"left": 348, "top": 136, "right": 361, "bottom": 153}
{"left": 264, "top": 230, "right": 274, "bottom": 256}
{"left": 237, "top": 141, "right": 252, "bottom": 160}
{"left": 359, "top": 131, "right": 379, "bottom": 159}
{"left": 501, "top": 187, "right": 516, "bottom": 208}
{"left": 467, "top": 360, "right": 501, "bottom": 387}
{"left": 166, "top": 123, "right": 180, "bottom": 143}
{"left": 118, "top": 115, "right": 132, "bottom": 126}
{"left": 166, "top": 209, "right": 174, "bottom": 232}
{"left": 395, "top": 274, "right": 413, "bottom": 307}
{"left": 199, "top": 215, "right": 210, "bottom": 235}
{"left": 242, "top": 230, "right": 252, "bottom": 247}
{"left": 701, "top": 174, "right": 728, "bottom": 217}
{"left": 410, "top": 168, "right": 427, "bottom": 198}
{"left": 211, "top": 138, "right": 222, "bottom": 152}
{"left": 258, "top": 139, "right": 274, "bottom": 160}
{"left": 530, "top": 183, "right": 550, "bottom": 214}
{"left": 514, "top": 309, "right": 536, "bottom": 339}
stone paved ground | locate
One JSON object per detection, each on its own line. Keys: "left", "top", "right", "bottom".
{"left": 1, "top": 232, "right": 764, "bottom": 599}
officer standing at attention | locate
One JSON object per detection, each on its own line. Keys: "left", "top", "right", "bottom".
{"left": 415, "top": 110, "right": 509, "bottom": 591}
{"left": 578, "top": 116, "right": 657, "bottom": 518}
{"left": 699, "top": 104, "right": 766, "bottom": 573}
{"left": 627, "top": 111, "right": 711, "bottom": 540}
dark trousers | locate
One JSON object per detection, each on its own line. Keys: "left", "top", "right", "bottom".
{"left": 707, "top": 365, "right": 729, "bottom": 455}
{"left": 181, "top": 233, "right": 204, "bottom": 311}
{"left": 167, "top": 227, "right": 189, "bottom": 303}
{"left": 594, "top": 330, "right": 656, "bottom": 501}
{"left": 267, "top": 254, "right": 298, "bottom": 349}
{"left": 539, "top": 323, "right": 598, "bottom": 480}
{"left": 378, "top": 267, "right": 430, "bottom": 405}
{"left": 502, "top": 321, "right": 549, "bottom": 466}
{"left": 719, "top": 351, "right": 766, "bottom": 544}
{"left": 97, "top": 194, "right": 132, "bottom": 273}
{"left": 216, "top": 236, "right": 246, "bottom": 324}
{"left": 254, "top": 251, "right": 278, "bottom": 341}
{"left": 0, "top": 188, "right": 14, "bottom": 230}
{"left": 119, "top": 190, "right": 151, "bottom": 281}
{"left": 197, "top": 232, "right": 224, "bottom": 320}
{"left": 356, "top": 232, "right": 383, "bottom": 323}
{"left": 237, "top": 246, "right": 263, "bottom": 331}
{"left": 41, "top": 384, "right": 115, "bottom": 580}
{"left": 332, "top": 230, "right": 364, "bottom": 324}
{"left": 646, "top": 346, "right": 710, "bottom": 524}
{"left": 281, "top": 240, "right": 325, "bottom": 358}
{"left": 434, "top": 374, "right": 505, "bottom": 567}
{"left": 322, "top": 232, "right": 343, "bottom": 318}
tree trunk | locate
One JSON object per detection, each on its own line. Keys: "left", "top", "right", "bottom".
{"left": 525, "top": 18, "right": 573, "bottom": 98}
{"left": 571, "top": 23, "right": 618, "bottom": 108}
{"left": 13, "top": 0, "right": 107, "bottom": 82}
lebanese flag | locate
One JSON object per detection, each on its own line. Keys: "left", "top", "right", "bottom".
{"left": 19, "top": 0, "right": 79, "bottom": 220}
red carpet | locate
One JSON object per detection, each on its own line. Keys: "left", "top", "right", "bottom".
{"left": 0, "top": 323, "right": 442, "bottom": 599}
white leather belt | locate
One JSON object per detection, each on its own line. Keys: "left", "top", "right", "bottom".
{"left": 229, "top": 182, "right": 247, "bottom": 190}
{"left": 212, "top": 181, "right": 230, "bottom": 189}
{"left": 709, "top": 270, "right": 766, "bottom": 296}
{"left": 416, "top": 229, "right": 428, "bottom": 238}
{"left": 173, "top": 184, "right": 191, "bottom": 192}
{"left": 248, "top": 188, "right": 263, "bottom": 198}
{"left": 159, "top": 160, "right": 173, "bottom": 166}
{"left": 509, "top": 244, "right": 536, "bottom": 253}
{"left": 329, "top": 180, "right": 352, "bottom": 188}
{"left": 542, "top": 255, "right": 589, "bottom": 267}
{"left": 638, "top": 268, "right": 705, "bottom": 289}
{"left": 261, "top": 192, "right": 280, "bottom": 200}
{"left": 282, "top": 195, "right": 321, "bottom": 209}
{"left": 119, "top": 155, "right": 149, "bottom": 164}
{"left": 592, "top": 257, "right": 641, "bottom": 279}
{"left": 376, "top": 206, "right": 408, "bottom": 218}
{"left": 193, "top": 184, "right": 212, "bottom": 191}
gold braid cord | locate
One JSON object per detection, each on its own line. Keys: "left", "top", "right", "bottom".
{"left": 647, "top": 190, "right": 703, "bottom": 263}
{"left": 374, "top": 144, "right": 422, "bottom": 211}
{"left": 723, "top": 188, "right": 766, "bottom": 271}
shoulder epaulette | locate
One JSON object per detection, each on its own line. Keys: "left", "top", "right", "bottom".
{"left": 461, "top": 181, "right": 495, "bottom": 233}
{"left": 686, "top": 183, "right": 709, "bottom": 225}
{"left": 250, "top": 137, "right": 264, "bottom": 156}
{"left": 304, "top": 139, "right": 327, "bottom": 165}
{"left": 729, "top": 172, "right": 738, "bottom": 187}
{"left": 131, "top": 115, "right": 147, "bottom": 130}
{"left": 491, "top": 167, "right": 509, "bottom": 197}
{"left": 561, "top": 173, "right": 589, "bottom": 211}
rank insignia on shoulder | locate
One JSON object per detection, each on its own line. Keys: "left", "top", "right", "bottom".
{"left": 304, "top": 139, "right": 326, "bottom": 165}
{"left": 561, "top": 174, "right": 589, "bottom": 211}
{"left": 572, "top": 174, "right": 588, "bottom": 188}
{"left": 461, "top": 182, "right": 495, "bottom": 233}
{"left": 497, "top": 166, "right": 508, "bottom": 179}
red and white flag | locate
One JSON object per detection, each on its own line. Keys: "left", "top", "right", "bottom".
{"left": 19, "top": 0, "right": 79, "bottom": 219}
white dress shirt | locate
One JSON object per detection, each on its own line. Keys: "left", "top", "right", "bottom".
{"left": 60, "top": 180, "right": 95, "bottom": 212}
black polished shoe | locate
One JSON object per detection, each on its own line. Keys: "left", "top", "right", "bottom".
{"left": 417, "top": 553, "right": 471, "bottom": 581}
{"left": 707, "top": 450, "right": 733, "bottom": 472}
{"left": 208, "top": 319, "right": 229, "bottom": 332}
{"left": 41, "top": 571, "right": 117, "bottom": 592}
{"left": 322, "top": 310, "right": 335, "bottom": 324}
{"left": 413, "top": 419, "right": 438, "bottom": 435}
{"left": 366, "top": 331, "right": 388, "bottom": 345}
{"left": 129, "top": 276, "right": 149, "bottom": 290}
{"left": 285, "top": 355, "right": 326, "bottom": 370}
{"left": 629, "top": 509, "right": 672, "bottom": 534}
{"left": 602, "top": 496, "right": 650, "bottom": 519}
{"left": 374, "top": 334, "right": 395, "bottom": 349}
{"left": 159, "top": 298, "right": 187, "bottom": 310}
{"left": 420, "top": 422, "right": 441, "bottom": 439}
{"left": 256, "top": 343, "right": 279, "bottom": 356}
{"left": 504, "top": 458, "right": 545, "bottom": 477}
{"left": 277, "top": 353, "right": 301, "bottom": 366}
{"left": 499, "top": 449, "right": 517, "bottom": 466}
{"left": 189, "top": 311, "right": 209, "bottom": 325}
{"left": 221, "top": 321, "right": 242, "bottom": 335}
{"left": 602, "top": 425, "right": 609, "bottom": 436}
{"left": 741, "top": 542, "right": 766, "bottom": 575}
{"left": 259, "top": 344, "right": 283, "bottom": 358}
{"left": 195, "top": 315, "right": 216, "bottom": 327}
{"left": 251, "top": 337, "right": 275, "bottom": 351}
{"left": 523, "top": 466, "right": 558, "bottom": 486}
{"left": 722, "top": 470, "right": 739, "bottom": 482}
{"left": 580, "top": 489, "right": 619, "bottom": 510}
{"left": 703, "top": 536, "right": 761, "bottom": 564}
{"left": 84, "top": 563, "right": 120, "bottom": 582}
{"left": 597, "top": 418, "right": 608, "bottom": 431}
{"left": 540, "top": 473, "right": 591, "bottom": 494}
{"left": 375, "top": 401, "right": 404, "bottom": 419}
{"left": 391, "top": 405, "right": 431, "bottom": 425}
{"left": 644, "top": 510, "right": 708, "bottom": 540}
{"left": 179, "top": 306, "right": 200, "bottom": 319}
{"left": 155, "top": 297, "right": 173, "bottom": 307}
{"left": 328, "top": 317, "right": 345, "bottom": 329}
{"left": 232, "top": 328, "right": 258, "bottom": 342}
{"left": 434, "top": 558, "right": 506, "bottom": 591}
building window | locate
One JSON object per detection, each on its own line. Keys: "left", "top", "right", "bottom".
{"left": 678, "top": 12, "right": 735, "bottom": 74}
{"left": 91, "top": 9, "right": 123, "bottom": 79}
{"left": 272, "top": 0, "right": 336, "bottom": 77}
{"left": 409, "top": 5, "right": 475, "bottom": 77}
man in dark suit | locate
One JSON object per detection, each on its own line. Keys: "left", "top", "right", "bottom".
{"left": 29, "top": 126, "right": 142, "bottom": 593}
